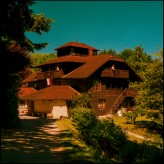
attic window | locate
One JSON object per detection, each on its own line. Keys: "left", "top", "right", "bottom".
{"left": 98, "top": 99, "right": 106, "bottom": 110}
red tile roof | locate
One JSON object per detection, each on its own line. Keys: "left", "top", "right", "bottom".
{"left": 37, "top": 55, "right": 88, "bottom": 67}
{"left": 18, "top": 87, "right": 37, "bottom": 99}
{"left": 22, "top": 71, "right": 38, "bottom": 83}
{"left": 21, "top": 85, "right": 80, "bottom": 100}
{"left": 62, "top": 55, "right": 125, "bottom": 79}
{"left": 23, "top": 55, "right": 127, "bottom": 82}
{"left": 55, "top": 41, "right": 99, "bottom": 51}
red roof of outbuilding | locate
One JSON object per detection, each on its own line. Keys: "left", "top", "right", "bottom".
{"left": 55, "top": 41, "right": 99, "bottom": 51}
{"left": 18, "top": 87, "right": 37, "bottom": 99}
{"left": 21, "top": 85, "right": 80, "bottom": 100}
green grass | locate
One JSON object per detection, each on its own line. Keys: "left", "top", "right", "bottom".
{"left": 113, "top": 115, "right": 163, "bottom": 145}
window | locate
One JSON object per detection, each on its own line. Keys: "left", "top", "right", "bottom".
{"left": 71, "top": 48, "right": 75, "bottom": 54}
{"left": 93, "top": 80, "right": 101, "bottom": 91}
{"left": 98, "top": 99, "right": 106, "bottom": 110}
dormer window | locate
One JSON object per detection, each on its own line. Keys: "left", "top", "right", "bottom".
{"left": 71, "top": 48, "right": 75, "bottom": 54}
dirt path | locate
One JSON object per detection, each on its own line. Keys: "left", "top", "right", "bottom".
{"left": 1, "top": 116, "right": 67, "bottom": 163}
{"left": 124, "top": 130, "right": 153, "bottom": 141}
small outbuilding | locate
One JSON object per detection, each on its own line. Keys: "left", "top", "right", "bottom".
{"left": 21, "top": 85, "right": 80, "bottom": 119}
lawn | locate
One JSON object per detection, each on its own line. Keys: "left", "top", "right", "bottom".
{"left": 112, "top": 114, "right": 163, "bottom": 145}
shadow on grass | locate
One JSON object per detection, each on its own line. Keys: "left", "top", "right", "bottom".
{"left": 57, "top": 129, "right": 96, "bottom": 163}
{"left": 1, "top": 116, "right": 95, "bottom": 163}
{"left": 134, "top": 120, "right": 163, "bottom": 138}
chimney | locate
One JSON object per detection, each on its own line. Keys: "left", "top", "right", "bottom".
{"left": 88, "top": 49, "right": 93, "bottom": 56}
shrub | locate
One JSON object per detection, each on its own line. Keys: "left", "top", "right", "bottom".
{"left": 71, "top": 108, "right": 127, "bottom": 157}
{"left": 71, "top": 93, "right": 91, "bottom": 109}
{"left": 118, "top": 140, "right": 164, "bottom": 163}
{"left": 123, "top": 111, "right": 138, "bottom": 124}
{"left": 71, "top": 107, "right": 99, "bottom": 146}
{"left": 94, "top": 119, "right": 127, "bottom": 157}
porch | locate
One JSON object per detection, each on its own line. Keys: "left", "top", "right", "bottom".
{"left": 101, "top": 68, "right": 129, "bottom": 79}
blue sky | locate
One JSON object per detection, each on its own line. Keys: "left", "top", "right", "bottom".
{"left": 26, "top": 1, "right": 163, "bottom": 57}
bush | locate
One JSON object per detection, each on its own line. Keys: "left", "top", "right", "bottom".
{"left": 71, "top": 93, "right": 91, "bottom": 109}
{"left": 118, "top": 140, "right": 164, "bottom": 163}
{"left": 71, "top": 107, "right": 99, "bottom": 146}
{"left": 94, "top": 119, "right": 127, "bottom": 157}
{"left": 71, "top": 108, "right": 127, "bottom": 157}
{"left": 124, "top": 111, "right": 138, "bottom": 124}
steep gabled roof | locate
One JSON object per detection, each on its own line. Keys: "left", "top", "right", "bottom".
{"left": 22, "top": 71, "right": 38, "bottom": 83}
{"left": 55, "top": 41, "right": 99, "bottom": 51}
{"left": 23, "top": 54, "right": 141, "bottom": 82}
{"left": 21, "top": 85, "right": 80, "bottom": 100}
{"left": 62, "top": 55, "right": 125, "bottom": 79}
{"left": 37, "top": 55, "right": 88, "bottom": 67}
{"left": 18, "top": 87, "right": 37, "bottom": 99}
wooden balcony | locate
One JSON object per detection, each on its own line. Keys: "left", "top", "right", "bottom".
{"left": 101, "top": 68, "right": 129, "bottom": 79}
{"left": 37, "top": 70, "right": 64, "bottom": 80}
{"left": 106, "top": 88, "right": 122, "bottom": 95}
{"left": 105, "top": 88, "right": 137, "bottom": 96}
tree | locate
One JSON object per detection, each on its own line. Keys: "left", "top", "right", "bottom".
{"left": 1, "top": 0, "right": 54, "bottom": 51}
{"left": 19, "top": 67, "right": 33, "bottom": 80}
{"left": 118, "top": 48, "right": 134, "bottom": 60}
{"left": 30, "top": 52, "right": 57, "bottom": 72}
{"left": 0, "top": 0, "right": 54, "bottom": 128}
{"left": 129, "top": 49, "right": 163, "bottom": 116}
{"left": 71, "top": 93, "right": 91, "bottom": 109}
{"left": 99, "top": 48, "right": 117, "bottom": 56}
{"left": 118, "top": 45, "right": 153, "bottom": 74}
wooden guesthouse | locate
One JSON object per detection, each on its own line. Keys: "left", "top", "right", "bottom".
{"left": 21, "top": 41, "right": 141, "bottom": 118}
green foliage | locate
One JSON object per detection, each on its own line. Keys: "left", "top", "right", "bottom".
{"left": 71, "top": 108, "right": 127, "bottom": 157}
{"left": 118, "top": 140, "right": 163, "bottom": 163}
{"left": 29, "top": 13, "right": 54, "bottom": 34}
{"left": 130, "top": 49, "right": 163, "bottom": 116}
{"left": 1, "top": 0, "right": 54, "bottom": 51}
{"left": 0, "top": 0, "right": 54, "bottom": 128}
{"left": 30, "top": 52, "right": 56, "bottom": 72}
{"left": 71, "top": 108, "right": 98, "bottom": 145}
{"left": 124, "top": 111, "right": 139, "bottom": 124}
{"left": 71, "top": 93, "right": 91, "bottom": 109}
{"left": 98, "top": 48, "right": 117, "bottom": 56}
{"left": 94, "top": 119, "right": 127, "bottom": 157}
{"left": 118, "top": 45, "right": 153, "bottom": 74}
{"left": 146, "top": 110, "right": 160, "bottom": 120}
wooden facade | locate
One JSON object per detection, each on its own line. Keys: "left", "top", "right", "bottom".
{"left": 22, "top": 41, "right": 141, "bottom": 117}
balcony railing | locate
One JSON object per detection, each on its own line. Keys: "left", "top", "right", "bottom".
{"left": 105, "top": 88, "right": 137, "bottom": 96}
{"left": 37, "top": 70, "right": 64, "bottom": 80}
{"left": 101, "top": 68, "right": 129, "bottom": 79}
{"left": 106, "top": 88, "right": 122, "bottom": 95}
